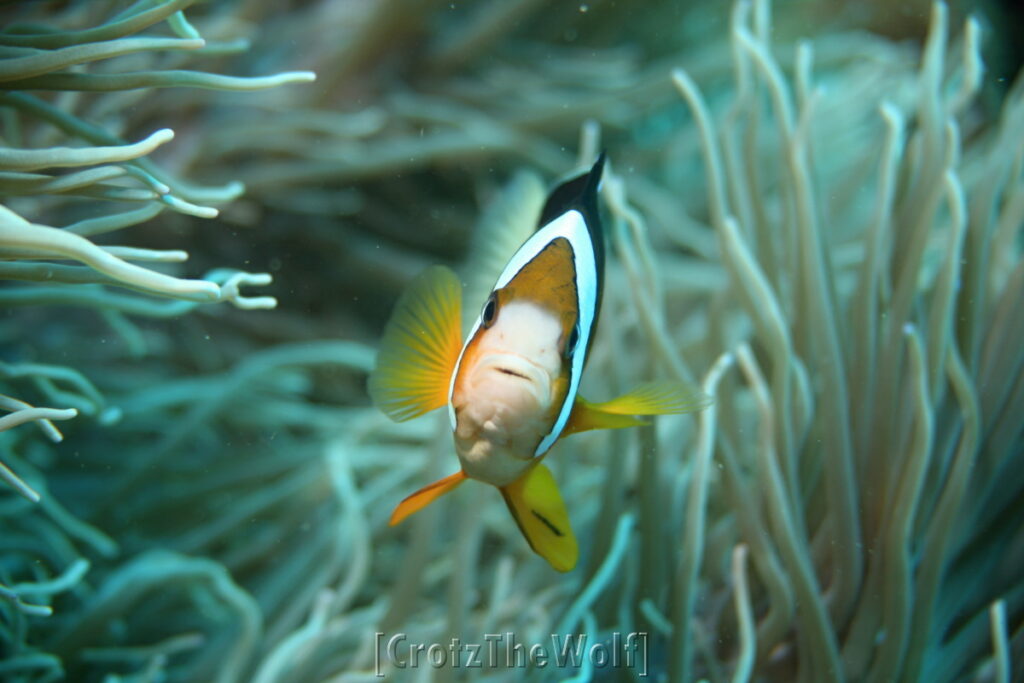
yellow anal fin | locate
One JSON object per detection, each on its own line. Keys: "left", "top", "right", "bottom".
{"left": 501, "top": 463, "right": 578, "bottom": 572}
{"left": 368, "top": 265, "right": 463, "bottom": 422}
{"left": 564, "top": 380, "right": 711, "bottom": 436}
{"left": 389, "top": 470, "right": 468, "bottom": 526}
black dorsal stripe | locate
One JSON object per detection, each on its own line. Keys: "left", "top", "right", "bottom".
{"left": 534, "top": 152, "right": 606, "bottom": 363}
{"left": 536, "top": 153, "right": 605, "bottom": 245}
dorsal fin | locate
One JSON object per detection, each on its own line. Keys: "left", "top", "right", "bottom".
{"left": 461, "top": 171, "right": 546, "bottom": 325}
{"left": 536, "top": 152, "right": 606, "bottom": 232}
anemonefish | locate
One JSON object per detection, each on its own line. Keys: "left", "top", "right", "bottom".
{"left": 368, "top": 154, "right": 707, "bottom": 572}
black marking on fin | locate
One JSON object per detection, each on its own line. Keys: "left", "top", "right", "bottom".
{"left": 501, "top": 490, "right": 540, "bottom": 553}
{"left": 531, "top": 509, "right": 564, "bottom": 537}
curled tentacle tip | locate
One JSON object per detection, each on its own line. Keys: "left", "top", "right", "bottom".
{"left": 99, "top": 407, "right": 122, "bottom": 426}
{"left": 237, "top": 296, "right": 277, "bottom": 310}
{"left": 287, "top": 71, "right": 317, "bottom": 83}
{"left": 151, "top": 128, "right": 175, "bottom": 143}
{"left": 250, "top": 273, "right": 273, "bottom": 285}
{"left": 879, "top": 100, "right": 902, "bottom": 121}
{"left": 161, "top": 194, "right": 219, "bottom": 218}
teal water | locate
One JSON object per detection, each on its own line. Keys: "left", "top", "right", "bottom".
{"left": 1, "top": 1, "right": 1022, "bottom": 681}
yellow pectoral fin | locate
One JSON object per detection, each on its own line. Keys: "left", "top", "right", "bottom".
{"left": 368, "top": 265, "right": 463, "bottom": 422}
{"left": 593, "top": 380, "right": 712, "bottom": 415}
{"left": 501, "top": 464, "right": 578, "bottom": 572}
{"left": 389, "top": 470, "right": 468, "bottom": 526}
{"left": 563, "top": 380, "right": 711, "bottom": 436}
{"left": 563, "top": 396, "right": 648, "bottom": 436}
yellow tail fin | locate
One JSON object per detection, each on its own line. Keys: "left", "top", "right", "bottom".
{"left": 563, "top": 380, "right": 710, "bottom": 436}
{"left": 368, "top": 266, "right": 463, "bottom": 422}
{"left": 389, "top": 470, "right": 468, "bottom": 526}
{"left": 501, "top": 463, "right": 578, "bottom": 572}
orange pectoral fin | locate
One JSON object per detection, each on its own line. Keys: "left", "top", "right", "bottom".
{"left": 368, "top": 265, "right": 463, "bottom": 422}
{"left": 563, "top": 380, "right": 711, "bottom": 437}
{"left": 501, "top": 463, "right": 578, "bottom": 572}
{"left": 389, "top": 470, "right": 468, "bottom": 526}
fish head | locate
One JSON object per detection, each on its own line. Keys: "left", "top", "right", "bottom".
{"left": 455, "top": 297, "right": 570, "bottom": 432}
{"left": 450, "top": 238, "right": 582, "bottom": 484}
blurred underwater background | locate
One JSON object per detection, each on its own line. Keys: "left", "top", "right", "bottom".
{"left": 1, "top": 0, "right": 1023, "bottom": 681}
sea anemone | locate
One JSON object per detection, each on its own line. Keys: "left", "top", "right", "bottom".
{"left": 1, "top": 1, "right": 1020, "bottom": 681}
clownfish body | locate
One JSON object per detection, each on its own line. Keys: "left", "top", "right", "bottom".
{"left": 369, "top": 155, "right": 707, "bottom": 571}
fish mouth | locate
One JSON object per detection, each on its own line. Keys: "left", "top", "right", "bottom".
{"left": 471, "top": 353, "right": 553, "bottom": 412}
{"left": 455, "top": 353, "right": 555, "bottom": 452}
{"left": 476, "top": 353, "right": 549, "bottom": 388}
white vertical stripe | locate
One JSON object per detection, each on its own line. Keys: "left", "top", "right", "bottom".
{"left": 530, "top": 211, "right": 596, "bottom": 455}
{"left": 448, "top": 209, "right": 598, "bottom": 455}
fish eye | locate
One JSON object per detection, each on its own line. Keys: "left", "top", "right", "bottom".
{"left": 565, "top": 324, "right": 580, "bottom": 357}
{"left": 481, "top": 294, "right": 498, "bottom": 328}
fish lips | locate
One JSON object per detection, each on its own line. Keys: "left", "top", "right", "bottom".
{"left": 471, "top": 353, "right": 553, "bottom": 413}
